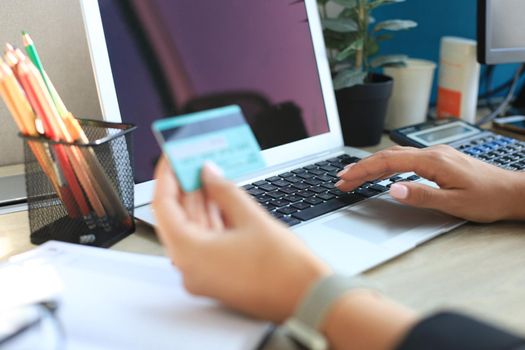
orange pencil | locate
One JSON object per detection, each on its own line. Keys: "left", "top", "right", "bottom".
{"left": 20, "top": 35, "right": 131, "bottom": 227}
{"left": 0, "top": 60, "right": 81, "bottom": 217}
{"left": 16, "top": 61, "right": 93, "bottom": 223}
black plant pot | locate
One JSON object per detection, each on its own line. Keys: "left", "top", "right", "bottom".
{"left": 336, "top": 74, "right": 393, "bottom": 147}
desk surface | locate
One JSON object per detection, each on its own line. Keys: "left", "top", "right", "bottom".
{"left": 1, "top": 135, "right": 524, "bottom": 336}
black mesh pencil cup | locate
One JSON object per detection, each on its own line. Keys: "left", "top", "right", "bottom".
{"left": 21, "top": 119, "right": 137, "bottom": 247}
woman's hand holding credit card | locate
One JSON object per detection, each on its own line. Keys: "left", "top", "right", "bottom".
{"left": 152, "top": 105, "right": 266, "bottom": 192}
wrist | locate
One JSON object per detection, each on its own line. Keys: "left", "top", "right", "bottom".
{"left": 320, "top": 289, "right": 418, "bottom": 350}
{"left": 503, "top": 172, "right": 525, "bottom": 221}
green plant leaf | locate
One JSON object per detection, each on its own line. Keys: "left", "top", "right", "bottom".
{"left": 368, "top": 0, "right": 405, "bottom": 10}
{"left": 333, "top": 69, "right": 367, "bottom": 90}
{"left": 366, "top": 38, "right": 379, "bottom": 57}
{"left": 335, "top": 38, "right": 364, "bottom": 61}
{"left": 332, "top": 0, "right": 358, "bottom": 9}
{"left": 369, "top": 54, "right": 408, "bottom": 68}
{"left": 374, "top": 20, "right": 418, "bottom": 32}
{"left": 322, "top": 18, "right": 358, "bottom": 33}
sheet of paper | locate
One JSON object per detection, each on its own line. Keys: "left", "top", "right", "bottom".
{"left": 10, "top": 242, "right": 269, "bottom": 350}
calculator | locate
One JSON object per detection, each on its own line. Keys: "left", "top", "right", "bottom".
{"left": 390, "top": 118, "right": 525, "bottom": 171}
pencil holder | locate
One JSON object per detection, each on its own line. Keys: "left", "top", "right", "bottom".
{"left": 21, "top": 119, "right": 137, "bottom": 247}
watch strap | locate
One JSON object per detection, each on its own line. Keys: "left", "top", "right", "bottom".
{"left": 281, "top": 274, "right": 374, "bottom": 350}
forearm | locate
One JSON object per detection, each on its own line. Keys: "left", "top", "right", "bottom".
{"left": 320, "top": 291, "right": 418, "bottom": 350}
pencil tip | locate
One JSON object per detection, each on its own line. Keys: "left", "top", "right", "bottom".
{"left": 22, "top": 31, "right": 27, "bottom": 36}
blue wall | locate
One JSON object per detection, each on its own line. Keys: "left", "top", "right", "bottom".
{"left": 372, "top": 0, "right": 520, "bottom": 103}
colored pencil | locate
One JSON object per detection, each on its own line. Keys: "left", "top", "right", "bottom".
{"left": 22, "top": 33, "right": 131, "bottom": 227}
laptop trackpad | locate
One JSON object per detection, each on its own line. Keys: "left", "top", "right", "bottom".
{"left": 323, "top": 196, "right": 443, "bottom": 244}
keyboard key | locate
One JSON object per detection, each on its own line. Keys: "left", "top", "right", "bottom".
{"left": 304, "top": 197, "right": 324, "bottom": 205}
{"left": 304, "top": 165, "right": 317, "bottom": 170}
{"left": 406, "top": 175, "right": 420, "bottom": 181}
{"left": 277, "top": 206, "right": 298, "bottom": 215}
{"left": 297, "top": 173, "right": 315, "bottom": 180}
{"left": 292, "top": 168, "right": 306, "bottom": 174}
{"left": 255, "top": 195, "right": 271, "bottom": 203}
{"left": 316, "top": 175, "right": 333, "bottom": 182}
{"left": 328, "top": 188, "right": 345, "bottom": 196}
{"left": 242, "top": 184, "right": 254, "bottom": 190}
{"left": 259, "top": 184, "right": 278, "bottom": 192}
{"left": 247, "top": 188, "right": 265, "bottom": 196}
{"left": 355, "top": 188, "right": 379, "bottom": 198}
{"left": 308, "top": 169, "right": 325, "bottom": 176}
{"left": 292, "top": 195, "right": 363, "bottom": 221}
{"left": 269, "top": 199, "right": 289, "bottom": 207}
{"left": 266, "top": 176, "right": 281, "bottom": 183}
{"left": 254, "top": 180, "right": 268, "bottom": 186}
{"left": 315, "top": 161, "right": 329, "bottom": 167}
{"left": 389, "top": 175, "right": 402, "bottom": 183}
{"left": 303, "top": 178, "right": 323, "bottom": 186}
{"left": 272, "top": 180, "right": 291, "bottom": 187}
{"left": 291, "top": 201, "right": 311, "bottom": 210}
{"left": 297, "top": 190, "right": 316, "bottom": 198}
{"left": 284, "top": 195, "right": 302, "bottom": 203}
{"left": 280, "top": 216, "right": 302, "bottom": 227}
{"left": 369, "top": 184, "right": 389, "bottom": 193}
{"left": 317, "top": 193, "right": 335, "bottom": 201}
{"left": 286, "top": 176, "right": 302, "bottom": 184}
{"left": 279, "top": 172, "right": 294, "bottom": 178}
{"left": 320, "top": 183, "right": 335, "bottom": 189}
{"left": 292, "top": 183, "right": 309, "bottom": 190}
{"left": 309, "top": 186, "right": 326, "bottom": 194}
{"left": 279, "top": 186, "right": 296, "bottom": 194}
{"left": 271, "top": 211, "right": 284, "bottom": 219}
{"left": 320, "top": 165, "right": 338, "bottom": 172}
{"left": 267, "top": 191, "right": 286, "bottom": 199}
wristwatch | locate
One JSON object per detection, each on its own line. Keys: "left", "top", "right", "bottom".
{"left": 279, "top": 274, "right": 374, "bottom": 350}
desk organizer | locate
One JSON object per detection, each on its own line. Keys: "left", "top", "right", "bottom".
{"left": 21, "top": 119, "right": 136, "bottom": 247}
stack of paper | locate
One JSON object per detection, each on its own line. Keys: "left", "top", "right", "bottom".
{"left": 7, "top": 242, "right": 269, "bottom": 349}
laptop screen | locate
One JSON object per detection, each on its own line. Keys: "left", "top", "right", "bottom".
{"left": 97, "top": 0, "right": 330, "bottom": 182}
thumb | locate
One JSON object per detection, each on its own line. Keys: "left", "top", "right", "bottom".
{"left": 201, "top": 162, "right": 263, "bottom": 226}
{"left": 389, "top": 182, "right": 450, "bottom": 210}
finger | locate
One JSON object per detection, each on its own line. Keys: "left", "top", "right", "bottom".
{"left": 389, "top": 182, "right": 452, "bottom": 211}
{"left": 201, "top": 162, "right": 267, "bottom": 227}
{"left": 206, "top": 201, "right": 224, "bottom": 231}
{"left": 182, "top": 191, "right": 210, "bottom": 227}
{"left": 337, "top": 148, "right": 440, "bottom": 186}
{"left": 152, "top": 159, "right": 195, "bottom": 256}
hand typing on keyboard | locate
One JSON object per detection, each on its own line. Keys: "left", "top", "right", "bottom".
{"left": 336, "top": 145, "right": 525, "bottom": 223}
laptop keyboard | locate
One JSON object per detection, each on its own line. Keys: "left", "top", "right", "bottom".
{"left": 457, "top": 135, "right": 525, "bottom": 171}
{"left": 243, "top": 154, "right": 421, "bottom": 227}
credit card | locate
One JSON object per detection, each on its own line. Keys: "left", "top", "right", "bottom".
{"left": 152, "top": 105, "right": 266, "bottom": 192}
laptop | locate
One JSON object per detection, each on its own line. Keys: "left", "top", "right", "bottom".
{"left": 80, "top": 0, "right": 464, "bottom": 275}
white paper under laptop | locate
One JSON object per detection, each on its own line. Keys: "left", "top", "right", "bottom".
{"left": 80, "top": 0, "right": 465, "bottom": 276}
{"left": 8, "top": 241, "right": 268, "bottom": 350}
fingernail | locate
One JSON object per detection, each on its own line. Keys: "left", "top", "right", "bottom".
{"left": 203, "top": 161, "right": 224, "bottom": 178}
{"left": 390, "top": 183, "right": 409, "bottom": 199}
{"left": 335, "top": 180, "right": 344, "bottom": 188}
{"left": 337, "top": 163, "right": 355, "bottom": 177}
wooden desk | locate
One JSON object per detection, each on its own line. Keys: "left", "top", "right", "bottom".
{"left": 1, "top": 136, "right": 524, "bottom": 336}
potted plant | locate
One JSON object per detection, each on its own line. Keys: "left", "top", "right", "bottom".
{"left": 318, "top": 0, "right": 417, "bottom": 146}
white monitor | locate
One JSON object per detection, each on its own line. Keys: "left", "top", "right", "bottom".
{"left": 79, "top": 0, "right": 343, "bottom": 207}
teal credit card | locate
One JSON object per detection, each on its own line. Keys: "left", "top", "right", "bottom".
{"left": 152, "top": 105, "right": 266, "bottom": 192}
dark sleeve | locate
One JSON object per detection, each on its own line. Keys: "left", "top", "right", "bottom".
{"left": 396, "top": 312, "right": 525, "bottom": 350}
